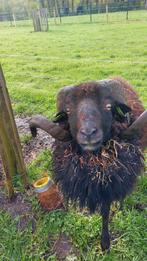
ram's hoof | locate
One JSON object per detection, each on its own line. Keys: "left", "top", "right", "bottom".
{"left": 30, "top": 126, "right": 37, "bottom": 137}
{"left": 101, "top": 234, "right": 110, "bottom": 252}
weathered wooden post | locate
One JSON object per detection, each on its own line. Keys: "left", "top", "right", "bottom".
{"left": 106, "top": 2, "right": 109, "bottom": 23}
{"left": 32, "top": 8, "right": 48, "bottom": 32}
{"left": 89, "top": 0, "right": 93, "bottom": 23}
{"left": 126, "top": 10, "right": 129, "bottom": 21}
{"left": 53, "top": 9, "right": 57, "bottom": 25}
{"left": 0, "top": 65, "right": 29, "bottom": 199}
{"left": 12, "top": 13, "right": 16, "bottom": 27}
{"left": 55, "top": 0, "right": 62, "bottom": 24}
{"left": 32, "top": 9, "right": 41, "bottom": 32}
{"left": 39, "top": 8, "right": 49, "bottom": 32}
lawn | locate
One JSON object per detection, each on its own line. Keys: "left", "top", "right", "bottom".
{"left": 0, "top": 11, "right": 147, "bottom": 260}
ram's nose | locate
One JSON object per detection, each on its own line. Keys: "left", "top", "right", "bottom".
{"left": 80, "top": 127, "right": 98, "bottom": 140}
{"left": 77, "top": 126, "right": 103, "bottom": 151}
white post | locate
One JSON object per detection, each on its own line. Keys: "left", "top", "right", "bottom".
{"left": 106, "top": 4, "right": 108, "bottom": 23}
{"left": 53, "top": 9, "right": 57, "bottom": 25}
{"left": 12, "top": 13, "right": 16, "bottom": 27}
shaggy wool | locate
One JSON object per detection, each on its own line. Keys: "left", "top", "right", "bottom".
{"left": 53, "top": 139, "right": 144, "bottom": 213}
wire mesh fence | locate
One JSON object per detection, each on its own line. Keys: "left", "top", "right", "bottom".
{"left": 0, "top": 4, "right": 147, "bottom": 28}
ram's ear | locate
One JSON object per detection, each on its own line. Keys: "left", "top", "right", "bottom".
{"left": 112, "top": 102, "right": 132, "bottom": 122}
{"left": 53, "top": 111, "right": 68, "bottom": 123}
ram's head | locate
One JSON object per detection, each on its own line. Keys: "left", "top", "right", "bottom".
{"left": 30, "top": 79, "right": 147, "bottom": 152}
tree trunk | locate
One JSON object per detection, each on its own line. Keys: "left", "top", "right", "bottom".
{"left": 71, "top": 0, "right": 74, "bottom": 13}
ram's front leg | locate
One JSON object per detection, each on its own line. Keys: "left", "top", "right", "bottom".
{"left": 100, "top": 202, "right": 111, "bottom": 251}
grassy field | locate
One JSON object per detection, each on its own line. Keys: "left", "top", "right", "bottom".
{"left": 0, "top": 11, "right": 147, "bottom": 261}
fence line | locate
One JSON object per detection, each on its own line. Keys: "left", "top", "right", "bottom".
{"left": 0, "top": 5, "right": 147, "bottom": 27}
{"left": 0, "top": 3, "right": 146, "bottom": 20}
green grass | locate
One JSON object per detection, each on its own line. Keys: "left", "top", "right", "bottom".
{"left": 0, "top": 11, "right": 147, "bottom": 260}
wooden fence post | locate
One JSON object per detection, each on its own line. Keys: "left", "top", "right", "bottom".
{"left": 12, "top": 13, "right": 16, "bottom": 27}
{"left": 89, "top": 0, "right": 93, "bottom": 23}
{"left": 32, "top": 9, "right": 48, "bottom": 32}
{"left": 0, "top": 65, "right": 29, "bottom": 198}
{"left": 53, "top": 9, "right": 57, "bottom": 25}
{"left": 106, "top": 4, "right": 109, "bottom": 23}
{"left": 39, "top": 8, "right": 49, "bottom": 32}
{"left": 55, "top": 0, "right": 62, "bottom": 24}
{"left": 126, "top": 10, "right": 129, "bottom": 21}
{"left": 32, "top": 9, "right": 41, "bottom": 31}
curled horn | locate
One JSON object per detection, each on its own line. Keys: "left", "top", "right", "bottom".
{"left": 56, "top": 85, "right": 75, "bottom": 111}
{"left": 121, "top": 110, "right": 147, "bottom": 137}
{"left": 104, "top": 78, "right": 147, "bottom": 140}
{"left": 29, "top": 115, "right": 72, "bottom": 141}
{"left": 97, "top": 79, "right": 126, "bottom": 104}
{"left": 29, "top": 86, "right": 75, "bottom": 141}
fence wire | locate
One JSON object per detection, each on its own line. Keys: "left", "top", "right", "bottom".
{"left": 0, "top": 5, "right": 147, "bottom": 28}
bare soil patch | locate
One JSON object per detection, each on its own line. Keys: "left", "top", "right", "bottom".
{"left": 0, "top": 116, "right": 54, "bottom": 180}
{"left": 0, "top": 116, "right": 53, "bottom": 231}
{"left": 0, "top": 191, "right": 36, "bottom": 231}
{"left": 15, "top": 116, "right": 54, "bottom": 164}
{"left": 53, "top": 233, "right": 78, "bottom": 261}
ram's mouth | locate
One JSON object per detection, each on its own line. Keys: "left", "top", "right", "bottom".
{"left": 80, "top": 140, "right": 102, "bottom": 152}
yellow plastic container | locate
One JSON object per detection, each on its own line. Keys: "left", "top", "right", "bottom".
{"left": 34, "top": 177, "right": 63, "bottom": 211}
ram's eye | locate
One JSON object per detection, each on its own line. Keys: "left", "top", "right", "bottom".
{"left": 66, "top": 108, "right": 70, "bottom": 114}
{"left": 106, "top": 104, "right": 112, "bottom": 111}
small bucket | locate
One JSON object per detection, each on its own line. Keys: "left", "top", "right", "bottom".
{"left": 33, "top": 177, "right": 63, "bottom": 211}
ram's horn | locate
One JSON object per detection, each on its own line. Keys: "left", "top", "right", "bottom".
{"left": 29, "top": 115, "right": 72, "bottom": 141}
{"left": 56, "top": 79, "right": 132, "bottom": 112}
{"left": 121, "top": 110, "right": 147, "bottom": 137}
